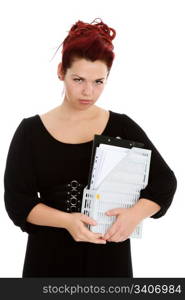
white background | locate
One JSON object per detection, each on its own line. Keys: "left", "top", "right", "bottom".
{"left": 0, "top": 0, "right": 184, "bottom": 278}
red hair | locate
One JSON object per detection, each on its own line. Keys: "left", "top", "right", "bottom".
{"left": 55, "top": 18, "right": 116, "bottom": 75}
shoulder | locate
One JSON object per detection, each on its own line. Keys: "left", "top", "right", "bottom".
{"left": 19, "top": 114, "right": 39, "bottom": 131}
{"left": 111, "top": 110, "right": 148, "bottom": 138}
{"left": 11, "top": 114, "right": 39, "bottom": 142}
{"left": 110, "top": 110, "right": 139, "bottom": 126}
{"left": 24, "top": 114, "right": 39, "bottom": 124}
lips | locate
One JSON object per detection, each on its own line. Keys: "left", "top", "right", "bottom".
{"left": 79, "top": 99, "right": 92, "bottom": 101}
{"left": 79, "top": 99, "right": 93, "bottom": 104}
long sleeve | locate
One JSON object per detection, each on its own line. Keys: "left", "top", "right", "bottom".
{"left": 4, "top": 118, "right": 43, "bottom": 234}
{"left": 122, "top": 114, "right": 177, "bottom": 218}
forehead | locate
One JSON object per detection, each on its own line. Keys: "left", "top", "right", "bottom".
{"left": 68, "top": 58, "right": 108, "bottom": 78}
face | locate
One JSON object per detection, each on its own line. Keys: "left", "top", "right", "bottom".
{"left": 57, "top": 58, "right": 109, "bottom": 110}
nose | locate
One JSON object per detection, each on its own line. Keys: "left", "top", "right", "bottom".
{"left": 82, "top": 82, "right": 93, "bottom": 97}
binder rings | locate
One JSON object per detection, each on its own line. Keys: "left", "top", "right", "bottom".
{"left": 81, "top": 134, "right": 152, "bottom": 238}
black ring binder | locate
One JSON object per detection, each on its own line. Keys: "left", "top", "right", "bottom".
{"left": 87, "top": 134, "right": 145, "bottom": 188}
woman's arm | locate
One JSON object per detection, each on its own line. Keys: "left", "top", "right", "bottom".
{"left": 103, "top": 199, "right": 161, "bottom": 242}
{"left": 26, "top": 203, "right": 71, "bottom": 228}
{"left": 122, "top": 113, "right": 177, "bottom": 218}
{"left": 4, "top": 119, "right": 43, "bottom": 234}
{"left": 26, "top": 203, "right": 107, "bottom": 244}
{"left": 130, "top": 198, "right": 161, "bottom": 221}
{"left": 102, "top": 113, "right": 177, "bottom": 242}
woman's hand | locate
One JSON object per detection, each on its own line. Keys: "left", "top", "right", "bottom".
{"left": 102, "top": 207, "right": 142, "bottom": 242}
{"left": 64, "top": 212, "right": 106, "bottom": 244}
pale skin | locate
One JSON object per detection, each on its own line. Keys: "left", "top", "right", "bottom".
{"left": 27, "top": 57, "right": 161, "bottom": 243}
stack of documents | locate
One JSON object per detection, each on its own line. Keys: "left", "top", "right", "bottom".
{"left": 81, "top": 135, "right": 152, "bottom": 238}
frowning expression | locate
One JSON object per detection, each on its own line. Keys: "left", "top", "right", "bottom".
{"left": 57, "top": 58, "right": 109, "bottom": 109}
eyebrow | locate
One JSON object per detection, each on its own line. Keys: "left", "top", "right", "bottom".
{"left": 71, "top": 73, "right": 105, "bottom": 80}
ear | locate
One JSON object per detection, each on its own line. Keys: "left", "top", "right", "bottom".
{"left": 57, "top": 62, "right": 65, "bottom": 80}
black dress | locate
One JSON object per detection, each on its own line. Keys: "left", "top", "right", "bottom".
{"left": 4, "top": 110, "right": 177, "bottom": 277}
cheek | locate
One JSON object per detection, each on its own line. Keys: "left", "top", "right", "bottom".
{"left": 65, "top": 82, "right": 80, "bottom": 95}
{"left": 96, "top": 85, "right": 105, "bottom": 95}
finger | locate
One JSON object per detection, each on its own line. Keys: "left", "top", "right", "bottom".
{"left": 89, "top": 232, "right": 105, "bottom": 240}
{"left": 117, "top": 236, "right": 129, "bottom": 242}
{"left": 80, "top": 214, "right": 97, "bottom": 226}
{"left": 106, "top": 208, "right": 123, "bottom": 216}
{"left": 83, "top": 228, "right": 106, "bottom": 244}
{"left": 81, "top": 226, "right": 101, "bottom": 240}
{"left": 104, "top": 226, "right": 117, "bottom": 239}
{"left": 112, "top": 230, "right": 130, "bottom": 242}
{"left": 109, "top": 232, "right": 121, "bottom": 242}
{"left": 93, "top": 232, "right": 103, "bottom": 237}
{"left": 93, "top": 237, "right": 107, "bottom": 244}
{"left": 81, "top": 222, "right": 103, "bottom": 236}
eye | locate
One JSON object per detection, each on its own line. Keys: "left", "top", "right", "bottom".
{"left": 73, "top": 78, "right": 83, "bottom": 82}
{"left": 95, "top": 80, "right": 104, "bottom": 85}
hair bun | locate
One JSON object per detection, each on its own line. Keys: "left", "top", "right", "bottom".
{"left": 91, "top": 18, "right": 116, "bottom": 42}
{"left": 68, "top": 18, "right": 116, "bottom": 44}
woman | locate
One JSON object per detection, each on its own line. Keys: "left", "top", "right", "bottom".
{"left": 4, "top": 18, "right": 177, "bottom": 277}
